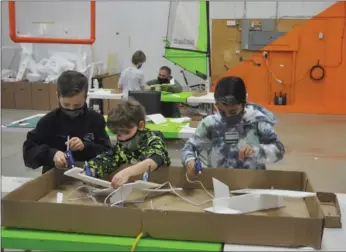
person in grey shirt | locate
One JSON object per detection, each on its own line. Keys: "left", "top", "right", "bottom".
{"left": 118, "top": 50, "right": 147, "bottom": 100}
{"left": 146, "top": 66, "right": 183, "bottom": 118}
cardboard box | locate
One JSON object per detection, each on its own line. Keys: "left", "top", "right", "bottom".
{"left": 317, "top": 192, "right": 342, "bottom": 228}
{"left": 102, "top": 74, "right": 120, "bottom": 90}
{"left": 14, "top": 81, "right": 32, "bottom": 109}
{"left": 31, "top": 82, "right": 50, "bottom": 110}
{"left": 94, "top": 73, "right": 121, "bottom": 91}
{"left": 103, "top": 100, "right": 110, "bottom": 115}
{"left": 1, "top": 82, "right": 16, "bottom": 109}
{"left": 49, "top": 83, "right": 59, "bottom": 110}
{"left": 2, "top": 167, "right": 324, "bottom": 249}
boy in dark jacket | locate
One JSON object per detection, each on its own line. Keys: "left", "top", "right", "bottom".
{"left": 23, "top": 70, "right": 112, "bottom": 174}
{"left": 87, "top": 99, "right": 171, "bottom": 188}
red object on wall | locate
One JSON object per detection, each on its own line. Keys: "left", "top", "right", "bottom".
{"left": 8, "top": 0, "right": 96, "bottom": 45}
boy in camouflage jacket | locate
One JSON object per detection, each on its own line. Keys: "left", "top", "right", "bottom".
{"left": 87, "top": 99, "right": 171, "bottom": 187}
{"left": 182, "top": 76, "right": 285, "bottom": 177}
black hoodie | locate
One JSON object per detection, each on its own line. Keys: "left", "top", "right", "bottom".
{"left": 23, "top": 105, "right": 112, "bottom": 173}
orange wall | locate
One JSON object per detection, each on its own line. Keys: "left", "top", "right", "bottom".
{"left": 212, "top": 2, "right": 346, "bottom": 115}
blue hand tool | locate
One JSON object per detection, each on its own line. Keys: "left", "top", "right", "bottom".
{"left": 142, "top": 166, "right": 151, "bottom": 182}
{"left": 195, "top": 151, "right": 203, "bottom": 175}
{"left": 84, "top": 161, "right": 92, "bottom": 177}
{"left": 65, "top": 136, "right": 75, "bottom": 168}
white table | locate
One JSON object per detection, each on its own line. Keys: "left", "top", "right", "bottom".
{"left": 87, "top": 89, "right": 215, "bottom": 104}
{"left": 88, "top": 89, "right": 123, "bottom": 100}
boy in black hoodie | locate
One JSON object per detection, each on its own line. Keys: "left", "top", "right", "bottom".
{"left": 23, "top": 70, "right": 111, "bottom": 174}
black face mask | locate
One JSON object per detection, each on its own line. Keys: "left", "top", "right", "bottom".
{"left": 219, "top": 111, "right": 244, "bottom": 126}
{"left": 118, "top": 129, "right": 141, "bottom": 150}
{"left": 158, "top": 77, "right": 170, "bottom": 84}
{"left": 60, "top": 104, "right": 86, "bottom": 119}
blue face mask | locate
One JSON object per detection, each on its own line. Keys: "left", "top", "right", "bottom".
{"left": 219, "top": 111, "right": 243, "bottom": 126}
{"left": 137, "top": 64, "right": 142, "bottom": 69}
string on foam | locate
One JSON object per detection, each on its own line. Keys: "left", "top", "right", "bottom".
{"left": 66, "top": 172, "right": 219, "bottom": 208}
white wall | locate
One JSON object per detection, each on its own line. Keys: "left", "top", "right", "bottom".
{"left": 1, "top": 1, "right": 336, "bottom": 87}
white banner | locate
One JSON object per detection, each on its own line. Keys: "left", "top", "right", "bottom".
{"left": 166, "top": 1, "right": 200, "bottom": 51}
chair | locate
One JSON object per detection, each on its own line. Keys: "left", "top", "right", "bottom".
{"left": 128, "top": 90, "right": 161, "bottom": 115}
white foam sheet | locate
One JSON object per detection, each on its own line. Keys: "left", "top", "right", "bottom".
{"left": 205, "top": 194, "right": 285, "bottom": 214}
{"left": 205, "top": 178, "right": 285, "bottom": 214}
{"left": 230, "top": 188, "right": 316, "bottom": 198}
{"left": 64, "top": 167, "right": 112, "bottom": 188}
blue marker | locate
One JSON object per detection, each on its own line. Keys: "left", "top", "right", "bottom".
{"left": 65, "top": 136, "right": 75, "bottom": 168}
{"left": 195, "top": 151, "right": 203, "bottom": 175}
{"left": 84, "top": 161, "right": 92, "bottom": 177}
{"left": 142, "top": 166, "right": 151, "bottom": 182}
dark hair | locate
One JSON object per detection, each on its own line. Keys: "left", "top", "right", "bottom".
{"left": 57, "top": 70, "right": 88, "bottom": 97}
{"left": 131, "top": 50, "right": 146, "bottom": 65}
{"left": 107, "top": 98, "right": 146, "bottom": 133}
{"left": 159, "top": 66, "right": 171, "bottom": 76}
{"left": 214, "top": 76, "right": 247, "bottom": 105}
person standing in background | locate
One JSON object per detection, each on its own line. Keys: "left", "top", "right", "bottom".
{"left": 118, "top": 50, "right": 147, "bottom": 100}
{"left": 146, "top": 66, "right": 183, "bottom": 118}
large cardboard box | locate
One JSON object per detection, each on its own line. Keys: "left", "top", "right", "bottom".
{"left": 1, "top": 82, "right": 16, "bottom": 109}
{"left": 31, "top": 82, "right": 50, "bottom": 110}
{"left": 49, "top": 83, "right": 59, "bottom": 110}
{"left": 14, "top": 81, "right": 32, "bottom": 109}
{"left": 2, "top": 167, "right": 324, "bottom": 249}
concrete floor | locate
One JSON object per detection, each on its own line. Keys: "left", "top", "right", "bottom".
{"left": 1, "top": 109, "right": 346, "bottom": 193}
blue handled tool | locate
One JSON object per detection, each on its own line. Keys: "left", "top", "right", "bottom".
{"left": 195, "top": 151, "right": 203, "bottom": 175}
{"left": 65, "top": 136, "right": 75, "bottom": 168}
{"left": 142, "top": 166, "right": 151, "bottom": 182}
{"left": 84, "top": 161, "right": 92, "bottom": 177}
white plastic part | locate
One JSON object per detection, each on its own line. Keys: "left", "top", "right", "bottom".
{"left": 64, "top": 167, "right": 112, "bottom": 188}
{"left": 64, "top": 167, "right": 163, "bottom": 190}
{"left": 56, "top": 192, "right": 64, "bottom": 203}
{"left": 230, "top": 188, "right": 316, "bottom": 198}
{"left": 93, "top": 78, "right": 99, "bottom": 90}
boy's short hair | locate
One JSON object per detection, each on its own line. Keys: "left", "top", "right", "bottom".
{"left": 57, "top": 70, "right": 88, "bottom": 97}
{"left": 107, "top": 99, "right": 146, "bottom": 133}
{"left": 214, "top": 76, "right": 247, "bottom": 105}
{"left": 159, "top": 66, "right": 171, "bottom": 75}
{"left": 131, "top": 50, "right": 146, "bottom": 65}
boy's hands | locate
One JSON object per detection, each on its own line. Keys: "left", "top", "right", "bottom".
{"left": 111, "top": 169, "right": 131, "bottom": 188}
{"left": 239, "top": 144, "right": 254, "bottom": 160}
{"left": 186, "top": 160, "right": 197, "bottom": 178}
{"left": 53, "top": 151, "right": 68, "bottom": 168}
{"left": 66, "top": 137, "right": 84, "bottom": 151}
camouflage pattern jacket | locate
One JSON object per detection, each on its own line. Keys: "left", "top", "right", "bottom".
{"left": 88, "top": 130, "right": 171, "bottom": 178}
{"left": 181, "top": 103, "right": 285, "bottom": 169}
